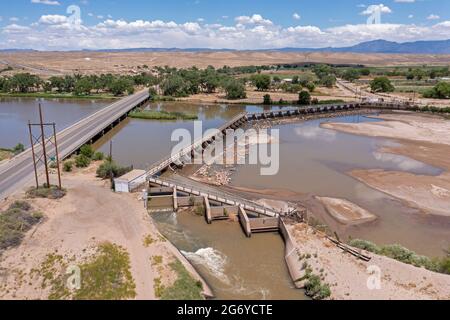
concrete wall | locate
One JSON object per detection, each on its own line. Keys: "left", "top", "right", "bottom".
{"left": 149, "top": 187, "right": 173, "bottom": 194}
{"left": 249, "top": 217, "right": 279, "bottom": 230}
{"left": 210, "top": 205, "right": 239, "bottom": 218}
{"left": 279, "top": 220, "right": 304, "bottom": 289}
{"left": 177, "top": 196, "right": 204, "bottom": 207}
{"left": 148, "top": 196, "right": 174, "bottom": 209}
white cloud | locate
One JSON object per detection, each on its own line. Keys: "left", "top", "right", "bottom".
{"left": 31, "top": 0, "right": 60, "bottom": 5}
{"left": 293, "top": 13, "right": 301, "bottom": 20}
{"left": 361, "top": 4, "right": 392, "bottom": 15}
{"left": 2, "top": 13, "right": 450, "bottom": 51}
{"left": 235, "top": 14, "right": 273, "bottom": 26}
{"left": 427, "top": 14, "right": 440, "bottom": 20}
{"left": 38, "top": 14, "right": 68, "bottom": 25}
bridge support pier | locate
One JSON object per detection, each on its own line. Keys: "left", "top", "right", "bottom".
{"left": 238, "top": 206, "right": 252, "bottom": 238}
{"left": 204, "top": 196, "right": 212, "bottom": 224}
{"left": 173, "top": 187, "right": 178, "bottom": 211}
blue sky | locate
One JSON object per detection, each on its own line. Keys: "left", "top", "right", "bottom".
{"left": 1, "top": 0, "right": 450, "bottom": 50}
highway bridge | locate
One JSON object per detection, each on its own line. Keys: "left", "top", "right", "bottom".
{"left": 0, "top": 89, "right": 150, "bottom": 200}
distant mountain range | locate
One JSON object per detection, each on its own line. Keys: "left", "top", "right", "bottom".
{"left": 2, "top": 39, "right": 450, "bottom": 54}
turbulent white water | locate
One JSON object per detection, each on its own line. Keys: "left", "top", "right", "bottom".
{"left": 182, "top": 248, "right": 230, "bottom": 284}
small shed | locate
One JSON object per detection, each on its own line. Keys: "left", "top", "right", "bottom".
{"left": 114, "top": 169, "right": 147, "bottom": 193}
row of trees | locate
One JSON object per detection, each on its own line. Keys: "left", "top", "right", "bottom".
{"left": 0, "top": 73, "right": 152, "bottom": 96}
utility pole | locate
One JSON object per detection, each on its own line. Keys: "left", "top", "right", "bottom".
{"left": 39, "top": 104, "right": 50, "bottom": 187}
{"left": 28, "top": 121, "right": 39, "bottom": 189}
{"left": 53, "top": 123, "right": 62, "bottom": 189}
{"left": 109, "top": 140, "right": 114, "bottom": 189}
{"left": 28, "top": 104, "right": 62, "bottom": 190}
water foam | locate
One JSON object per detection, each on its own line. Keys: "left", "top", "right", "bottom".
{"left": 182, "top": 248, "right": 229, "bottom": 284}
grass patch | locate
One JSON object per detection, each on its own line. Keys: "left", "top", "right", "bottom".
{"left": 151, "top": 255, "right": 163, "bottom": 266}
{"left": 0, "top": 201, "right": 43, "bottom": 250}
{"left": 143, "top": 234, "right": 155, "bottom": 247}
{"left": 129, "top": 110, "right": 198, "bottom": 121}
{"left": 26, "top": 185, "right": 66, "bottom": 200}
{"left": 349, "top": 239, "right": 450, "bottom": 275}
{"left": 296, "top": 264, "right": 331, "bottom": 300}
{"left": 0, "top": 149, "right": 12, "bottom": 162}
{"left": 35, "top": 242, "right": 136, "bottom": 300}
{"left": 157, "top": 260, "right": 204, "bottom": 300}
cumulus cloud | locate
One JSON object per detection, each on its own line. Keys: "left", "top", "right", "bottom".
{"left": 31, "top": 0, "right": 61, "bottom": 5}
{"left": 2, "top": 12, "right": 450, "bottom": 50}
{"left": 38, "top": 14, "right": 68, "bottom": 25}
{"left": 360, "top": 4, "right": 392, "bottom": 15}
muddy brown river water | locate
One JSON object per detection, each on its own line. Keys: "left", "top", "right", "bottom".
{"left": 2, "top": 98, "right": 449, "bottom": 299}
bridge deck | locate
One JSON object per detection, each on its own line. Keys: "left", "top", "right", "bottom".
{"left": 0, "top": 90, "right": 150, "bottom": 200}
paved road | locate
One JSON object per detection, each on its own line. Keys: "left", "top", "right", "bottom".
{"left": 0, "top": 89, "right": 149, "bottom": 200}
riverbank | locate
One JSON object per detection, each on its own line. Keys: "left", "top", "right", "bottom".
{"left": 0, "top": 93, "right": 120, "bottom": 100}
{"left": 284, "top": 221, "right": 450, "bottom": 300}
{"left": 0, "top": 162, "right": 212, "bottom": 300}
{"left": 321, "top": 112, "right": 450, "bottom": 217}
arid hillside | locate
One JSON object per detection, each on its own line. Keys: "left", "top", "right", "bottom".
{"left": 1, "top": 51, "right": 450, "bottom": 77}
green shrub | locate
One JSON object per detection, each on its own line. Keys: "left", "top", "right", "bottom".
{"left": 80, "top": 145, "right": 95, "bottom": 159}
{"left": 298, "top": 90, "right": 311, "bottom": 105}
{"left": 0, "top": 202, "right": 43, "bottom": 250}
{"left": 12, "top": 143, "right": 25, "bottom": 155}
{"left": 26, "top": 185, "right": 66, "bottom": 200}
{"left": 96, "top": 160, "right": 132, "bottom": 179}
{"left": 75, "top": 154, "right": 91, "bottom": 168}
{"left": 438, "top": 256, "right": 450, "bottom": 275}
{"left": 263, "top": 94, "right": 272, "bottom": 105}
{"left": 303, "top": 273, "right": 331, "bottom": 300}
{"left": 349, "top": 239, "right": 449, "bottom": 274}
{"left": 8, "top": 200, "right": 32, "bottom": 211}
{"left": 92, "top": 152, "right": 105, "bottom": 161}
{"left": 349, "top": 239, "right": 381, "bottom": 254}
{"left": 63, "top": 161, "right": 74, "bottom": 172}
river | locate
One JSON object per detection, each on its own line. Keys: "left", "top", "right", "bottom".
{"left": 2, "top": 98, "right": 449, "bottom": 299}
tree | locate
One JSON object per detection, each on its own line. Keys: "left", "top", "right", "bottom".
{"left": 342, "top": 69, "right": 360, "bottom": 82}
{"left": 298, "top": 90, "right": 311, "bottom": 105}
{"left": 48, "top": 76, "right": 65, "bottom": 92}
{"left": 74, "top": 78, "right": 93, "bottom": 96}
{"left": 9, "top": 73, "right": 41, "bottom": 93}
{"left": 250, "top": 74, "right": 271, "bottom": 91}
{"left": 320, "top": 75, "right": 336, "bottom": 88}
{"left": 263, "top": 94, "right": 272, "bottom": 105}
{"left": 223, "top": 79, "right": 246, "bottom": 100}
{"left": 12, "top": 143, "right": 25, "bottom": 155}
{"left": 109, "top": 78, "right": 134, "bottom": 96}
{"left": 423, "top": 82, "right": 450, "bottom": 99}
{"left": 306, "top": 82, "right": 316, "bottom": 92}
{"left": 370, "top": 77, "right": 395, "bottom": 93}
{"left": 161, "top": 74, "right": 188, "bottom": 97}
